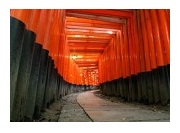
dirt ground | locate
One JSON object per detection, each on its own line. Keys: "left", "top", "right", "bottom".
{"left": 35, "top": 92, "right": 91, "bottom": 122}
{"left": 58, "top": 93, "right": 92, "bottom": 122}
{"left": 35, "top": 95, "right": 69, "bottom": 122}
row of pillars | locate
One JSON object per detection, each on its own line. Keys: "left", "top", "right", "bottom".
{"left": 99, "top": 65, "right": 170, "bottom": 105}
{"left": 10, "top": 17, "right": 88, "bottom": 122}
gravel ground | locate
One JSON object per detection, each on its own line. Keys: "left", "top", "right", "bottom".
{"left": 35, "top": 95, "right": 68, "bottom": 122}
{"left": 58, "top": 92, "right": 92, "bottom": 122}
{"left": 35, "top": 92, "right": 92, "bottom": 122}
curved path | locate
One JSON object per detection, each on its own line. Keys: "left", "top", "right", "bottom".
{"left": 77, "top": 90, "right": 170, "bottom": 122}
{"left": 58, "top": 90, "right": 169, "bottom": 122}
{"left": 58, "top": 93, "right": 92, "bottom": 122}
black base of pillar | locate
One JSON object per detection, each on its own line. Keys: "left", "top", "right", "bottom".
{"left": 11, "top": 30, "right": 36, "bottom": 122}
{"left": 33, "top": 49, "right": 49, "bottom": 119}
{"left": 99, "top": 65, "right": 170, "bottom": 105}
{"left": 24, "top": 43, "right": 42, "bottom": 121}
{"left": 10, "top": 17, "right": 26, "bottom": 115}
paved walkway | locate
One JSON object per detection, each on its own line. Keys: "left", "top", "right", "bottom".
{"left": 58, "top": 93, "right": 92, "bottom": 122}
{"left": 77, "top": 90, "right": 170, "bottom": 122}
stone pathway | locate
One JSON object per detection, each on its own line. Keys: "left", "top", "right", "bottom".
{"left": 77, "top": 90, "right": 170, "bottom": 122}
{"left": 58, "top": 93, "right": 92, "bottom": 122}
{"left": 48, "top": 90, "right": 170, "bottom": 122}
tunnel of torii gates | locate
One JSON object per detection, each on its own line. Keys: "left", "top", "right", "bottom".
{"left": 10, "top": 9, "right": 170, "bottom": 122}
